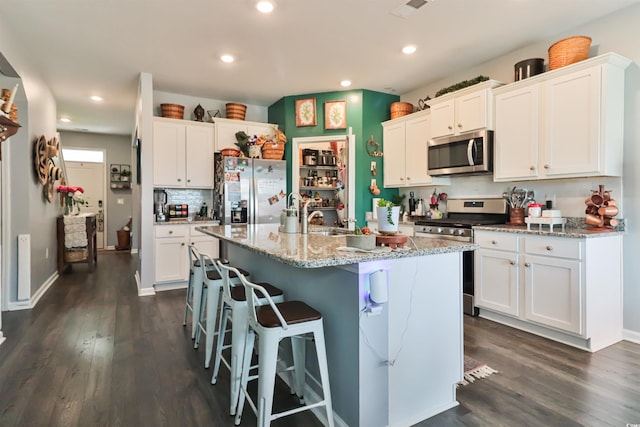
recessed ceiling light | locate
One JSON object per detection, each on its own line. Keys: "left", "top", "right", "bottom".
{"left": 340, "top": 80, "right": 352, "bottom": 87}
{"left": 255, "top": 0, "right": 276, "bottom": 13}
{"left": 91, "top": 95, "right": 103, "bottom": 102}
{"left": 60, "top": 117, "right": 71, "bottom": 123}
{"left": 402, "top": 45, "right": 417, "bottom": 55}
{"left": 220, "top": 54, "right": 235, "bottom": 63}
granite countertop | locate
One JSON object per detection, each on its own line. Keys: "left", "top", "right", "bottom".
{"left": 154, "top": 219, "right": 220, "bottom": 226}
{"left": 474, "top": 223, "right": 625, "bottom": 238}
{"left": 196, "top": 224, "right": 477, "bottom": 268}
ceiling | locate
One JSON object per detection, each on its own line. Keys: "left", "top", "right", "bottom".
{"left": 1, "top": 0, "right": 638, "bottom": 135}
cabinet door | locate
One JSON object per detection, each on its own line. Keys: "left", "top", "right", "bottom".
{"left": 154, "top": 237, "right": 188, "bottom": 283}
{"left": 542, "top": 67, "right": 600, "bottom": 177}
{"left": 215, "top": 121, "right": 246, "bottom": 151}
{"left": 185, "top": 124, "right": 214, "bottom": 188}
{"left": 456, "top": 89, "right": 488, "bottom": 133}
{"left": 190, "top": 236, "right": 219, "bottom": 260}
{"left": 523, "top": 255, "right": 582, "bottom": 335}
{"left": 475, "top": 248, "right": 519, "bottom": 316}
{"left": 404, "top": 114, "right": 431, "bottom": 186}
{"left": 494, "top": 86, "right": 540, "bottom": 181}
{"left": 153, "top": 119, "right": 186, "bottom": 187}
{"left": 382, "top": 122, "right": 407, "bottom": 187}
{"left": 430, "top": 99, "right": 455, "bottom": 138}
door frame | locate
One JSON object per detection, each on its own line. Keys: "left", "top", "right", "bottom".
{"left": 63, "top": 148, "right": 108, "bottom": 250}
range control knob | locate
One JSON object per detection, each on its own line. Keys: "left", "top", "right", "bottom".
{"left": 448, "top": 229, "right": 456, "bottom": 234}
{"left": 457, "top": 229, "right": 465, "bottom": 235}
{"left": 436, "top": 227, "right": 443, "bottom": 233}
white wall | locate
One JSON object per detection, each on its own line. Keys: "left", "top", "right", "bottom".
{"left": 401, "top": 3, "right": 640, "bottom": 339}
{"left": 153, "top": 91, "right": 268, "bottom": 123}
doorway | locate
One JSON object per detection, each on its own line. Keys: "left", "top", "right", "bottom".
{"left": 63, "top": 153, "right": 107, "bottom": 250}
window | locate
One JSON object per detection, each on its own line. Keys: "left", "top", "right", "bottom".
{"left": 61, "top": 148, "right": 104, "bottom": 163}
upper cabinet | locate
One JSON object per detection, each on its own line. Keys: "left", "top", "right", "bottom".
{"left": 494, "top": 53, "right": 632, "bottom": 182}
{"left": 153, "top": 117, "right": 214, "bottom": 188}
{"left": 428, "top": 80, "right": 504, "bottom": 139}
{"left": 213, "top": 117, "right": 278, "bottom": 151}
{"left": 382, "top": 110, "right": 450, "bottom": 188}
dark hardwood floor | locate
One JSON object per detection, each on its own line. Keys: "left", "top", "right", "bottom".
{"left": 0, "top": 252, "right": 638, "bottom": 426}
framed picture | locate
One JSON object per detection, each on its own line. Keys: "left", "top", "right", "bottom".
{"left": 324, "top": 100, "right": 346, "bottom": 130}
{"left": 295, "top": 98, "right": 316, "bottom": 127}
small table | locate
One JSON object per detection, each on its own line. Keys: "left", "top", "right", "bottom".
{"left": 56, "top": 214, "right": 97, "bottom": 274}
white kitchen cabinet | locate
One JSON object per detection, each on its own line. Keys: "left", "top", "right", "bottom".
{"left": 494, "top": 52, "right": 631, "bottom": 182}
{"left": 428, "top": 80, "right": 503, "bottom": 139}
{"left": 475, "top": 233, "right": 520, "bottom": 317}
{"left": 154, "top": 224, "right": 219, "bottom": 285}
{"left": 153, "top": 117, "right": 214, "bottom": 188}
{"left": 154, "top": 225, "right": 189, "bottom": 283}
{"left": 474, "top": 229, "right": 623, "bottom": 352}
{"left": 213, "top": 117, "right": 277, "bottom": 151}
{"left": 382, "top": 110, "right": 450, "bottom": 188}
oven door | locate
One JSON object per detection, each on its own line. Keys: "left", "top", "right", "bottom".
{"left": 427, "top": 130, "right": 492, "bottom": 176}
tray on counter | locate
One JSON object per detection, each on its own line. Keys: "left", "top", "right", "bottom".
{"left": 525, "top": 216, "right": 567, "bottom": 232}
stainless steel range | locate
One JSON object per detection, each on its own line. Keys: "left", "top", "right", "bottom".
{"left": 415, "top": 198, "right": 508, "bottom": 316}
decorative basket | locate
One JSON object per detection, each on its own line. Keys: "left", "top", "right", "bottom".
{"left": 548, "top": 36, "right": 592, "bottom": 70}
{"left": 226, "top": 103, "right": 247, "bottom": 120}
{"left": 261, "top": 142, "right": 285, "bottom": 160}
{"left": 220, "top": 148, "right": 241, "bottom": 157}
{"left": 65, "top": 248, "right": 88, "bottom": 262}
{"left": 390, "top": 102, "right": 413, "bottom": 119}
{"left": 160, "top": 103, "right": 185, "bottom": 119}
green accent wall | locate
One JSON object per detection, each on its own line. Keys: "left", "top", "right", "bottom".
{"left": 268, "top": 90, "right": 399, "bottom": 226}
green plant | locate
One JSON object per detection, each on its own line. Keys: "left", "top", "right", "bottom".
{"left": 377, "top": 198, "right": 398, "bottom": 225}
{"left": 435, "top": 75, "right": 490, "bottom": 98}
{"left": 391, "top": 193, "right": 406, "bottom": 215}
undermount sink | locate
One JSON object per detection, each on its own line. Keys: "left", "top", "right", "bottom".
{"left": 307, "top": 227, "right": 351, "bottom": 236}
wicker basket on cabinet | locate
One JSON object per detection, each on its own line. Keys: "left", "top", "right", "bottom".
{"left": 548, "top": 36, "right": 592, "bottom": 70}
{"left": 261, "top": 142, "right": 285, "bottom": 160}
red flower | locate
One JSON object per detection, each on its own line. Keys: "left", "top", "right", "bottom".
{"left": 57, "top": 185, "right": 84, "bottom": 194}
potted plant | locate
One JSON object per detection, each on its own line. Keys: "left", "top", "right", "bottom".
{"left": 376, "top": 198, "right": 401, "bottom": 234}
{"left": 120, "top": 169, "right": 131, "bottom": 181}
{"left": 346, "top": 223, "right": 375, "bottom": 250}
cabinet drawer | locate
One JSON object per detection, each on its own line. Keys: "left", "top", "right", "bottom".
{"left": 524, "top": 236, "right": 582, "bottom": 260}
{"left": 475, "top": 232, "right": 519, "bottom": 251}
{"left": 154, "top": 225, "right": 187, "bottom": 238}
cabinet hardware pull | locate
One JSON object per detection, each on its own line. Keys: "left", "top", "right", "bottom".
{"left": 509, "top": 260, "right": 516, "bottom": 265}
{"left": 187, "top": 179, "right": 191, "bottom": 182}
{"left": 544, "top": 164, "right": 550, "bottom": 169}
{"left": 546, "top": 246, "right": 553, "bottom": 251}
{"left": 524, "top": 262, "right": 531, "bottom": 267}
{"left": 169, "top": 230, "right": 173, "bottom": 234}
{"left": 529, "top": 165, "right": 535, "bottom": 170}
{"left": 406, "top": 176, "right": 411, "bottom": 180}
{"left": 491, "top": 240, "right": 497, "bottom": 245}
{"left": 448, "top": 125, "right": 453, "bottom": 130}
{"left": 457, "top": 123, "right": 462, "bottom": 128}
{"left": 177, "top": 178, "right": 182, "bottom": 182}
{"left": 181, "top": 242, "right": 185, "bottom": 246}
{"left": 400, "top": 177, "right": 404, "bottom": 181}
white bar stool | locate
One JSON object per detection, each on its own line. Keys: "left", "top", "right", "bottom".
{"left": 235, "top": 275, "right": 334, "bottom": 427}
{"left": 194, "top": 252, "right": 250, "bottom": 369}
{"left": 211, "top": 261, "right": 285, "bottom": 416}
{"left": 183, "top": 244, "right": 219, "bottom": 339}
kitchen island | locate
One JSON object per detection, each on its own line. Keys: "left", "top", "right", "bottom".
{"left": 197, "top": 224, "right": 477, "bottom": 427}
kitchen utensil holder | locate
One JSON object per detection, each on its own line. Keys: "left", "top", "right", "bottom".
{"left": 509, "top": 207, "right": 525, "bottom": 225}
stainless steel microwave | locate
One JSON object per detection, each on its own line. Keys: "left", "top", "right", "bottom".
{"left": 427, "top": 130, "right": 493, "bottom": 176}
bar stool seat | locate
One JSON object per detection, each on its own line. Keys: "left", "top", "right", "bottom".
{"left": 235, "top": 277, "right": 334, "bottom": 427}
{"left": 195, "top": 254, "right": 250, "bottom": 369}
{"left": 212, "top": 261, "right": 285, "bottom": 416}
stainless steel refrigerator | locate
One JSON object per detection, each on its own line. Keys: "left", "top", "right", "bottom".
{"left": 214, "top": 154, "right": 287, "bottom": 225}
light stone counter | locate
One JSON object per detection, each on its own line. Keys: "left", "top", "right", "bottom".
{"left": 474, "top": 223, "right": 625, "bottom": 238}
{"left": 196, "top": 223, "right": 477, "bottom": 268}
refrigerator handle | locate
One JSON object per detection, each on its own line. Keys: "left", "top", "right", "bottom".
{"left": 250, "top": 176, "right": 256, "bottom": 224}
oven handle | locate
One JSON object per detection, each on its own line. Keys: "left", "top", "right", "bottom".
{"left": 467, "top": 139, "right": 476, "bottom": 166}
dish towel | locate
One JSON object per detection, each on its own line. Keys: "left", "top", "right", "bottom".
{"left": 63, "top": 215, "right": 88, "bottom": 249}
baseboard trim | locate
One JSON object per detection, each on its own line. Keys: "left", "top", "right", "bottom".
{"left": 136, "top": 271, "right": 156, "bottom": 296}
{"left": 7, "top": 271, "right": 58, "bottom": 311}
{"left": 0, "top": 333, "right": 5, "bottom": 347}
{"left": 154, "top": 282, "right": 187, "bottom": 292}
{"left": 623, "top": 328, "right": 640, "bottom": 344}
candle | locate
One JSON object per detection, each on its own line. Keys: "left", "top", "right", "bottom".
{"left": 3, "top": 83, "right": 18, "bottom": 114}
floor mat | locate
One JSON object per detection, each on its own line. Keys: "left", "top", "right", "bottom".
{"left": 457, "top": 355, "right": 498, "bottom": 387}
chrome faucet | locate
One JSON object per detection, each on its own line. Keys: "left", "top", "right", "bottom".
{"left": 301, "top": 198, "right": 326, "bottom": 233}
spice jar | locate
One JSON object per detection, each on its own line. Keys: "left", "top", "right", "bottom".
{"left": 528, "top": 203, "right": 542, "bottom": 218}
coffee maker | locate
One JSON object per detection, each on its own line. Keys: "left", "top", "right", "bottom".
{"left": 154, "top": 189, "right": 167, "bottom": 221}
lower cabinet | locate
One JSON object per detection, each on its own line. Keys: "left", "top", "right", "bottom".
{"left": 474, "top": 230, "right": 622, "bottom": 352}
{"left": 154, "top": 224, "right": 219, "bottom": 284}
